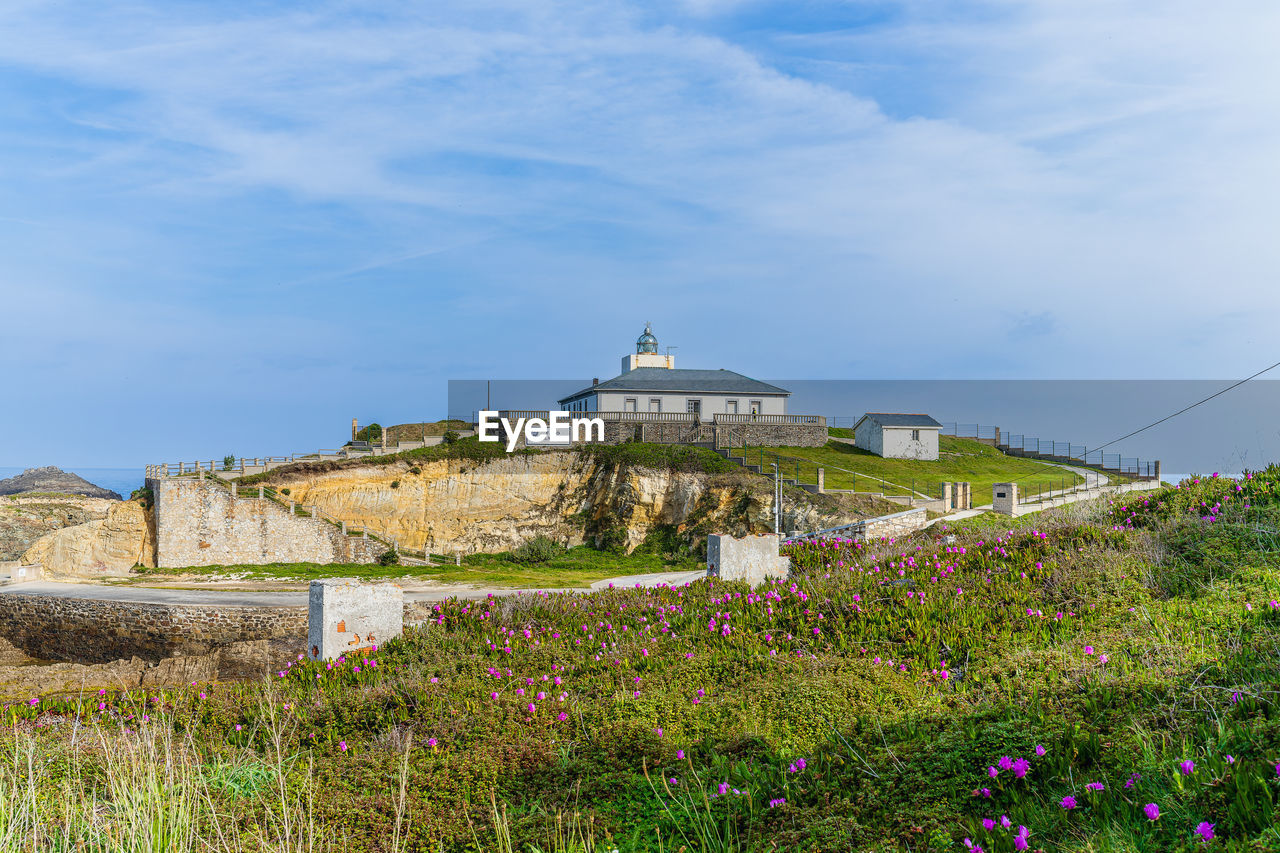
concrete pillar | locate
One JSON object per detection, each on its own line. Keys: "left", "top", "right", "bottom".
{"left": 352, "top": 418, "right": 359, "bottom": 441}
{"left": 231, "top": 482, "right": 237, "bottom": 498}
{"left": 258, "top": 486, "right": 264, "bottom": 500}
{"left": 816, "top": 467, "right": 825, "bottom": 494}
{"left": 964, "top": 482, "right": 972, "bottom": 509}
{"left": 1153, "top": 460, "right": 1162, "bottom": 483}
{"left": 178, "top": 462, "right": 185, "bottom": 475}
{"left": 707, "top": 534, "right": 790, "bottom": 586}
{"left": 340, "top": 521, "right": 347, "bottom": 535}
{"left": 307, "top": 579, "right": 403, "bottom": 661}
{"left": 289, "top": 500, "right": 295, "bottom": 514}
{"left": 941, "top": 482, "right": 952, "bottom": 510}
{"left": 993, "top": 483, "right": 1017, "bottom": 515}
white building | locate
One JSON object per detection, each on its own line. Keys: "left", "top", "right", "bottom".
{"left": 853, "top": 413, "right": 942, "bottom": 460}
{"left": 557, "top": 324, "right": 790, "bottom": 421}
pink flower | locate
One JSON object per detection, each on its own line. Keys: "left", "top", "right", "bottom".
{"left": 339, "top": 741, "right": 348, "bottom": 752}
{"left": 1061, "top": 796, "right": 1077, "bottom": 809}
{"left": 1144, "top": 803, "right": 1160, "bottom": 821}
{"left": 1035, "top": 745, "right": 1046, "bottom": 756}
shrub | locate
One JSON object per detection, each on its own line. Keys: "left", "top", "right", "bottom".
{"left": 377, "top": 548, "right": 399, "bottom": 566}
{"left": 355, "top": 423, "right": 383, "bottom": 443}
{"left": 442, "top": 430, "right": 460, "bottom": 444}
{"left": 222, "top": 455, "right": 236, "bottom": 471}
{"left": 280, "top": 487, "right": 291, "bottom": 496}
{"left": 509, "top": 535, "right": 565, "bottom": 564}
{"left": 390, "top": 480, "right": 401, "bottom": 489}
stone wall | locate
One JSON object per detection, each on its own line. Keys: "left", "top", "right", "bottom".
{"left": 0, "top": 592, "right": 307, "bottom": 663}
{"left": 707, "top": 533, "right": 790, "bottom": 585}
{"left": 153, "top": 479, "right": 385, "bottom": 568}
{"left": 862, "top": 507, "right": 930, "bottom": 540}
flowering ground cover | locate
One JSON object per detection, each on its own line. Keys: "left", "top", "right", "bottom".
{"left": 2, "top": 469, "right": 1279, "bottom": 851}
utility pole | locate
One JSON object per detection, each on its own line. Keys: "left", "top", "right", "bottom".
{"left": 772, "top": 462, "right": 780, "bottom": 536}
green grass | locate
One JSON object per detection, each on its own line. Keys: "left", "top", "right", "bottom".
{"left": 737, "top": 435, "right": 1088, "bottom": 501}
{"left": 8, "top": 470, "right": 1280, "bottom": 852}
{"left": 131, "top": 545, "right": 701, "bottom": 588}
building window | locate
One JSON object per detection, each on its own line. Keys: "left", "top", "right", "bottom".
{"left": 727, "top": 400, "right": 738, "bottom": 414}
{"left": 749, "top": 400, "right": 762, "bottom": 415}
{"left": 649, "top": 398, "right": 661, "bottom": 413}
{"left": 911, "top": 429, "right": 920, "bottom": 441}
{"left": 687, "top": 399, "right": 702, "bottom": 417}
{"left": 624, "top": 398, "right": 637, "bottom": 412}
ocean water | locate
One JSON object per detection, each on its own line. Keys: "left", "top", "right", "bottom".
{"left": 0, "top": 467, "right": 144, "bottom": 500}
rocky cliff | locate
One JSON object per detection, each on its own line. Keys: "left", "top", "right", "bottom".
{"left": 21, "top": 498, "right": 156, "bottom": 576}
{"left": 256, "top": 450, "right": 888, "bottom": 554}
{"left": 0, "top": 466, "right": 123, "bottom": 499}
{"left": 0, "top": 494, "right": 115, "bottom": 560}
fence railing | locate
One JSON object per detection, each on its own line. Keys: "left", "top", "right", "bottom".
{"left": 939, "top": 423, "right": 1159, "bottom": 480}
{"left": 713, "top": 414, "right": 825, "bottom": 425}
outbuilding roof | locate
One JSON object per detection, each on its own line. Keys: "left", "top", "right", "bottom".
{"left": 559, "top": 368, "right": 789, "bottom": 404}
{"left": 855, "top": 413, "right": 943, "bottom": 429}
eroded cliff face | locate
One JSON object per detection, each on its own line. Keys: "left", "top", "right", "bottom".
{"left": 0, "top": 494, "right": 114, "bottom": 560}
{"left": 21, "top": 499, "right": 156, "bottom": 576}
{"left": 264, "top": 452, "right": 862, "bottom": 554}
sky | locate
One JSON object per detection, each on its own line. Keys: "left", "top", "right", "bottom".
{"left": 2, "top": 0, "right": 1279, "bottom": 468}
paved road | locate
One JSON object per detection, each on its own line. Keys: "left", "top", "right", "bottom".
{"left": 0, "top": 569, "right": 707, "bottom": 608}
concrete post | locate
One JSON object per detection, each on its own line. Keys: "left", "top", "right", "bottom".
{"left": 258, "top": 486, "right": 264, "bottom": 500}
{"left": 307, "top": 579, "right": 403, "bottom": 661}
{"left": 706, "top": 534, "right": 790, "bottom": 586}
{"left": 816, "top": 467, "right": 825, "bottom": 494}
{"left": 340, "top": 521, "right": 347, "bottom": 535}
{"left": 352, "top": 419, "right": 359, "bottom": 441}
{"left": 941, "top": 482, "right": 952, "bottom": 510}
{"left": 964, "top": 482, "right": 972, "bottom": 509}
{"left": 1153, "top": 460, "right": 1162, "bottom": 483}
{"left": 178, "top": 462, "right": 185, "bottom": 475}
{"left": 231, "top": 482, "right": 237, "bottom": 498}
{"left": 993, "top": 483, "right": 1017, "bottom": 515}
{"left": 289, "top": 500, "right": 295, "bottom": 514}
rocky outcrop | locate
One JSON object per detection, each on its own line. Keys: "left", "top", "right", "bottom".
{"left": 257, "top": 451, "right": 885, "bottom": 554}
{"left": 0, "top": 494, "right": 114, "bottom": 560}
{"left": 0, "top": 466, "right": 123, "bottom": 500}
{"left": 21, "top": 499, "right": 156, "bottom": 576}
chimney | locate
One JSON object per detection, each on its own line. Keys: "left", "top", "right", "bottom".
{"left": 592, "top": 378, "right": 599, "bottom": 386}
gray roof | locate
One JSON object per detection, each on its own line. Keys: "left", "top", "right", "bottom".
{"left": 856, "top": 413, "right": 943, "bottom": 429}
{"left": 559, "top": 368, "right": 789, "bottom": 403}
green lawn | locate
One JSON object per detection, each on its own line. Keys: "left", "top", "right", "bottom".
{"left": 735, "top": 435, "right": 1088, "bottom": 501}
{"left": 130, "top": 545, "right": 701, "bottom": 589}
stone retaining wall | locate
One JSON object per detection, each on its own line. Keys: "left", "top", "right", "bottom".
{"left": 862, "top": 508, "right": 930, "bottom": 540}
{"left": 0, "top": 593, "right": 308, "bottom": 663}
{"left": 153, "top": 479, "right": 385, "bottom": 568}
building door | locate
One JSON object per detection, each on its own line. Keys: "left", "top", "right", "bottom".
{"left": 749, "top": 400, "right": 761, "bottom": 415}
{"left": 687, "top": 399, "right": 702, "bottom": 419}
{"left": 727, "top": 400, "right": 738, "bottom": 414}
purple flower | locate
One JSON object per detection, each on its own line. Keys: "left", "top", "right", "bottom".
{"left": 1179, "top": 760, "right": 1195, "bottom": 776}
{"left": 1194, "top": 821, "right": 1215, "bottom": 842}
{"left": 1035, "top": 745, "right": 1046, "bottom": 756}
{"left": 982, "top": 818, "right": 995, "bottom": 831}
{"left": 1000, "top": 815, "right": 1011, "bottom": 829}
{"left": 1144, "top": 803, "right": 1160, "bottom": 821}
{"left": 1013, "top": 837, "right": 1028, "bottom": 852}
{"left": 1012, "top": 757, "right": 1031, "bottom": 778}
{"left": 1085, "top": 782, "right": 1104, "bottom": 792}
{"left": 998, "top": 755, "right": 1014, "bottom": 771}
{"left": 1061, "top": 796, "right": 1077, "bottom": 810}
{"left": 988, "top": 766, "right": 999, "bottom": 778}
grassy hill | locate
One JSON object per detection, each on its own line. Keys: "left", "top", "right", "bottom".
{"left": 735, "top": 434, "right": 1090, "bottom": 502}
{"left": 3, "top": 469, "right": 1279, "bottom": 850}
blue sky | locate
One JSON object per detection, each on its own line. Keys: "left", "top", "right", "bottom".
{"left": 2, "top": 0, "right": 1279, "bottom": 467}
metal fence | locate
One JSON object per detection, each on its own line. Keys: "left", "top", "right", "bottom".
{"left": 940, "top": 423, "right": 1159, "bottom": 479}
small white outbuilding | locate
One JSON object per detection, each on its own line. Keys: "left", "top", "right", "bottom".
{"left": 853, "top": 413, "right": 943, "bottom": 460}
